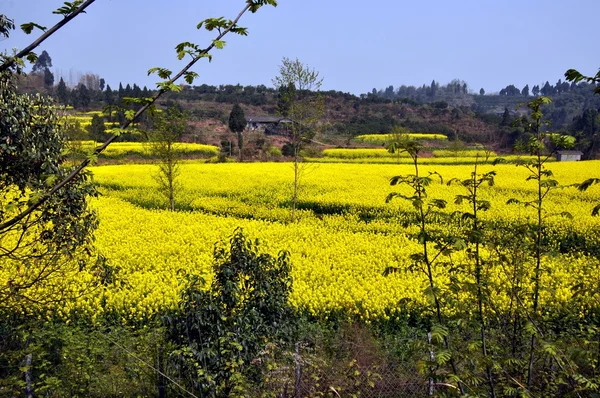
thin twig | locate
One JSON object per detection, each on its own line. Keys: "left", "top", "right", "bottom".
{"left": 0, "top": 0, "right": 97, "bottom": 72}
{"left": 0, "top": 3, "right": 254, "bottom": 233}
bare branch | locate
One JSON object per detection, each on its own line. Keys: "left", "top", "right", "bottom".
{"left": 0, "top": 3, "right": 258, "bottom": 233}
{"left": 0, "top": 0, "right": 97, "bottom": 72}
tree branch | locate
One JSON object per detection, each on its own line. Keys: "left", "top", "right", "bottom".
{"left": 0, "top": 0, "right": 97, "bottom": 73}
{"left": 0, "top": 3, "right": 256, "bottom": 232}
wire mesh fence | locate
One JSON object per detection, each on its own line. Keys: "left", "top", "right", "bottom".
{"left": 255, "top": 343, "right": 431, "bottom": 398}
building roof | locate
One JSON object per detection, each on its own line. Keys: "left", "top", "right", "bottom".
{"left": 556, "top": 150, "right": 583, "bottom": 155}
{"left": 247, "top": 116, "right": 285, "bottom": 123}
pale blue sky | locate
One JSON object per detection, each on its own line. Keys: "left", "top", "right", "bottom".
{"left": 1, "top": 0, "right": 599, "bottom": 94}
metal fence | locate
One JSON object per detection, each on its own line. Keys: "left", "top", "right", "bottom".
{"left": 256, "top": 343, "right": 430, "bottom": 398}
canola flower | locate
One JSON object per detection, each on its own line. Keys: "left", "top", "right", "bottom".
{"left": 69, "top": 141, "right": 219, "bottom": 160}
{"left": 355, "top": 133, "right": 448, "bottom": 144}
{"left": 3, "top": 161, "right": 599, "bottom": 323}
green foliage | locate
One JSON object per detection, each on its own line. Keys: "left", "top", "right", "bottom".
{"left": 0, "top": 70, "right": 98, "bottom": 311}
{"left": 146, "top": 106, "right": 189, "bottom": 211}
{"left": 165, "top": 228, "right": 295, "bottom": 397}
{"left": 87, "top": 114, "right": 107, "bottom": 143}
{"left": 229, "top": 103, "right": 247, "bottom": 161}
{"left": 20, "top": 22, "right": 47, "bottom": 34}
{"left": 53, "top": 1, "right": 85, "bottom": 17}
{"left": 0, "top": 318, "right": 166, "bottom": 396}
{"left": 385, "top": 136, "right": 465, "bottom": 394}
{"left": 273, "top": 57, "right": 324, "bottom": 221}
{"left": 565, "top": 68, "right": 600, "bottom": 95}
{"left": 0, "top": 14, "right": 15, "bottom": 38}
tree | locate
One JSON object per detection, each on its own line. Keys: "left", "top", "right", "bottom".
{"left": 32, "top": 50, "right": 52, "bottom": 73}
{"left": 522, "top": 84, "right": 530, "bottom": 96}
{"left": 43, "top": 67, "right": 54, "bottom": 89}
{"left": 500, "top": 107, "right": 511, "bottom": 126}
{"left": 117, "top": 82, "right": 124, "bottom": 103}
{"left": 540, "top": 81, "right": 553, "bottom": 96}
{"left": 104, "top": 84, "right": 114, "bottom": 105}
{"left": 272, "top": 57, "right": 324, "bottom": 222}
{"left": 479, "top": 87, "right": 485, "bottom": 96}
{"left": 87, "top": 114, "right": 107, "bottom": 143}
{"left": 147, "top": 106, "right": 188, "bottom": 211}
{"left": 74, "top": 83, "right": 90, "bottom": 109}
{"left": 166, "top": 228, "right": 295, "bottom": 397}
{"left": 532, "top": 84, "right": 540, "bottom": 96}
{"left": 56, "top": 77, "right": 69, "bottom": 105}
{"left": 0, "top": 68, "right": 98, "bottom": 311}
{"left": 228, "top": 103, "right": 247, "bottom": 161}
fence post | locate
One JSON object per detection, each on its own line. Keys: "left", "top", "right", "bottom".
{"left": 24, "top": 354, "right": 33, "bottom": 398}
{"left": 158, "top": 345, "right": 166, "bottom": 398}
{"left": 427, "top": 332, "right": 434, "bottom": 396}
{"left": 293, "top": 342, "right": 302, "bottom": 397}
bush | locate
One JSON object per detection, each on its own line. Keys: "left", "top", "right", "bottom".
{"left": 164, "top": 229, "right": 296, "bottom": 397}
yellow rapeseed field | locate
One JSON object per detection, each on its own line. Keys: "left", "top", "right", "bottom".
{"left": 5, "top": 161, "right": 599, "bottom": 322}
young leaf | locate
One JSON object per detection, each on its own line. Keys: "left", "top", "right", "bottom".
{"left": 20, "top": 22, "right": 47, "bottom": 34}
{"left": 25, "top": 52, "right": 38, "bottom": 64}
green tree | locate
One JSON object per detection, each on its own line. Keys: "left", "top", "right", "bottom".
{"left": 32, "top": 50, "right": 52, "bottom": 73}
{"left": 74, "top": 83, "right": 90, "bottom": 109}
{"left": 56, "top": 76, "right": 69, "bottom": 104}
{"left": 166, "top": 228, "right": 295, "bottom": 397}
{"left": 540, "top": 81, "right": 553, "bottom": 96}
{"left": 0, "top": 67, "right": 98, "bottom": 311}
{"left": 507, "top": 97, "right": 575, "bottom": 389}
{"left": 228, "top": 103, "right": 247, "bottom": 161}
{"left": 117, "top": 82, "right": 124, "bottom": 103}
{"left": 272, "top": 57, "right": 324, "bottom": 222}
{"left": 104, "top": 84, "right": 113, "bottom": 105}
{"left": 385, "top": 136, "right": 465, "bottom": 394}
{"left": 87, "top": 114, "right": 107, "bottom": 143}
{"left": 147, "top": 107, "right": 188, "bottom": 211}
{"left": 43, "top": 67, "right": 54, "bottom": 89}
{"left": 522, "top": 84, "right": 530, "bottom": 96}
{"left": 500, "top": 107, "right": 511, "bottom": 127}
{"left": 479, "top": 87, "right": 485, "bottom": 96}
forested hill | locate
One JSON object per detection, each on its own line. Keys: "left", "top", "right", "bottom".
{"left": 18, "top": 64, "right": 600, "bottom": 156}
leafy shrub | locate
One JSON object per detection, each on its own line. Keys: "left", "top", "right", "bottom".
{"left": 165, "top": 229, "right": 296, "bottom": 397}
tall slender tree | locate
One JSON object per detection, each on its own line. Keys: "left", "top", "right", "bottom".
{"left": 273, "top": 57, "right": 324, "bottom": 222}
{"left": 228, "top": 103, "right": 246, "bottom": 161}
{"left": 56, "top": 77, "right": 69, "bottom": 105}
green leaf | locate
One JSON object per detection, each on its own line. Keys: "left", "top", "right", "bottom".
{"left": 124, "top": 110, "right": 136, "bottom": 121}
{"left": 53, "top": 1, "right": 85, "bottom": 16}
{"left": 25, "top": 52, "right": 38, "bottom": 64}
{"left": 213, "top": 39, "right": 226, "bottom": 49}
{"left": 184, "top": 71, "right": 199, "bottom": 85}
{"left": 576, "top": 178, "right": 600, "bottom": 192}
{"left": 564, "top": 69, "right": 585, "bottom": 83}
{"left": 230, "top": 26, "right": 249, "bottom": 36}
{"left": 248, "top": 0, "right": 278, "bottom": 13}
{"left": 20, "top": 22, "right": 47, "bottom": 34}
{"left": 147, "top": 67, "right": 172, "bottom": 79}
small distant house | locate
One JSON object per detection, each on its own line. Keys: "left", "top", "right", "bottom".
{"left": 246, "top": 116, "right": 292, "bottom": 135}
{"left": 556, "top": 150, "right": 583, "bottom": 162}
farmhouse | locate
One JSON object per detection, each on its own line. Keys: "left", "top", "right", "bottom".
{"left": 246, "top": 116, "right": 292, "bottom": 135}
{"left": 556, "top": 150, "right": 583, "bottom": 162}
